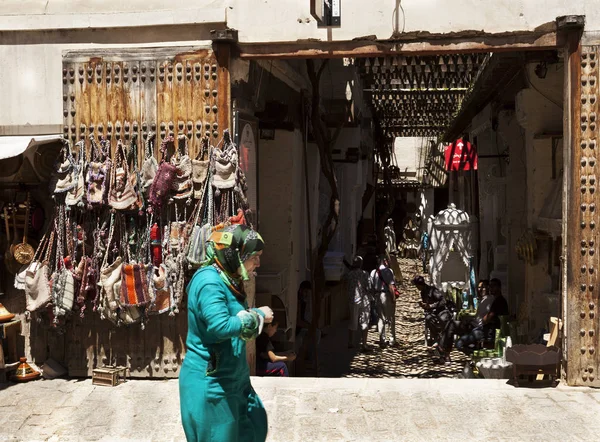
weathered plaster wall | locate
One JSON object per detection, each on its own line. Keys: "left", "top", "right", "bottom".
{"left": 514, "top": 62, "right": 564, "bottom": 339}
{"left": 499, "top": 109, "right": 527, "bottom": 312}
{"left": 227, "top": 0, "right": 600, "bottom": 43}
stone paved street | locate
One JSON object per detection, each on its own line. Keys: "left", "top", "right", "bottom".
{"left": 2, "top": 257, "right": 599, "bottom": 441}
{"left": 1, "top": 377, "right": 600, "bottom": 441}
{"left": 320, "top": 257, "right": 470, "bottom": 378}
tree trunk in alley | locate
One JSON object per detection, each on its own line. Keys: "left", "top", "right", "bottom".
{"left": 304, "top": 59, "right": 344, "bottom": 375}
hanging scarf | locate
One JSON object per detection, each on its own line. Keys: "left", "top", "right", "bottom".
{"left": 202, "top": 224, "right": 264, "bottom": 299}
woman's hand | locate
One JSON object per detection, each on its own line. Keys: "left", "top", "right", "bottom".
{"left": 257, "top": 306, "right": 274, "bottom": 323}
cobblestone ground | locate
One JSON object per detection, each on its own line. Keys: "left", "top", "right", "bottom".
{"left": 319, "top": 257, "right": 470, "bottom": 378}
{"left": 2, "top": 377, "right": 600, "bottom": 442}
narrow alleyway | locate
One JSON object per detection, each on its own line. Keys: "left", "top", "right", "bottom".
{"left": 319, "top": 257, "right": 469, "bottom": 378}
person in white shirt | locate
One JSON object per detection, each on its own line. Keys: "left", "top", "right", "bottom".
{"left": 345, "top": 256, "right": 372, "bottom": 351}
{"left": 370, "top": 255, "right": 398, "bottom": 347}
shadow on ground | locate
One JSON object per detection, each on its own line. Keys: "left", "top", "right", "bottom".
{"left": 317, "top": 257, "right": 470, "bottom": 379}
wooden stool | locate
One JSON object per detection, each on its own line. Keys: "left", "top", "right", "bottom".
{"left": 0, "top": 319, "right": 22, "bottom": 383}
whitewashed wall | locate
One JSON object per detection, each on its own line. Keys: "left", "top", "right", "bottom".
{"left": 228, "top": 1, "right": 600, "bottom": 43}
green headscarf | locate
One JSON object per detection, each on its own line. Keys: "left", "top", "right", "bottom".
{"left": 203, "top": 224, "right": 264, "bottom": 298}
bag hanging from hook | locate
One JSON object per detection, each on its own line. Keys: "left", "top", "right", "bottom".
{"left": 86, "top": 136, "right": 111, "bottom": 208}
{"left": 170, "top": 135, "right": 193, "bottom": 202}
{"left": 50, "top": 140, "right": 78, "bottom": 194}
{"left": 148, "top": 135, "right": 177, "bottom": 212}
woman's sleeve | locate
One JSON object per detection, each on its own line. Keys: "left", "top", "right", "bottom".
{"left": 198, "top": 282, "right": 243, "bottom": 340}
{"left": 198, "top": 282, "right": 264, "bottom": 341}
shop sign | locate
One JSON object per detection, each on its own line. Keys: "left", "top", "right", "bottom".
{"left": 444, "top": 139, "right": 478, "bottom": 171}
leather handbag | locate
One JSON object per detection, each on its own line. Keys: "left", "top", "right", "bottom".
{"left": 86, "top": 136, "right": 110, "bottom": 208}
{"left": 148, "top": 136, "right": 177, "bottom": 211}
{"left": 65, "top": 140, "right": 86, "bottom": 207}
{"left": 171, "top": 135, "right": 193, "bottom": 201}
{"left": 108, "top": 140, "right": 142, "bottom": 211}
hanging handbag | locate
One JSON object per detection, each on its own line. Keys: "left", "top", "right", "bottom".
{"left": 148, "top": 264, "right": 173, "bottom": 315}
{"left": 108, "top": 140, "right": 141, "bottom": 211}
{"left": 119, "top": 220, "right": 151, "bottom": 308}
{"left": 171, "top": 135, "right": 193, "bottom": 201}
{"left": 99, "top": 256, "right": 123, "bottom": 318}
{"left": 86, "top": 136, "right": 110, "bottom": 208}
{"left": 148, "top": 136, "right": 177, "bottom": 211}
{"left": 51, "top": 140, "right": 77, "bottom": 194}
{"left": 50, "top": 207, "right": 75, "bottom": 318}
{"left": 192, "top": 138, "right": 210, "bottom": 199}
{"left": 24, "top": 230, "right": 55, "bottom": 313}
{"left": 164, "top": 253, "right": 185, "bottom": 315}
{"left": 65, "top": 140, "right": 86, "bottom": 208}
{"left": 212, "top": 147, "right": 237, "bottom": 191}
{"left": 185, "top": 198, "right": 211, "bottom": 269}
{"left": 141, "top": 132, "right": 158, "bottom": 194}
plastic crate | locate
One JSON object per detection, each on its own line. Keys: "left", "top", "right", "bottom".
{"left": 92, "top": 366, "right": 127, "bottom": 387}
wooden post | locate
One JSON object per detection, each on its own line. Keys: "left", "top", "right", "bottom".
{"left": 561, "top": 17, "right": 600, "bottom": 387}
{"left": 212, "top": 30, "right": 236, "bottom": 133}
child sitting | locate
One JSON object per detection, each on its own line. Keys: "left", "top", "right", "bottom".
{"left": 256, "top": 321, "right": 296, "bottom": 377}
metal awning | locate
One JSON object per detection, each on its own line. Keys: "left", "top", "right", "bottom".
{"left": 358, "top": 54, "right": 488, "bottom": 139}
{"left": 0, "top": 135, "right": 63, "bottom": 160}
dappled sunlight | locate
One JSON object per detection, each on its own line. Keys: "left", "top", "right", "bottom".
{"left": 319, "top": 257, "right": 469, "bottom": 378}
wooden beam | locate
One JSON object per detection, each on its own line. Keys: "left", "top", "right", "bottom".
{"left": 238, "top": 31, "right": 558, "bottom": 60}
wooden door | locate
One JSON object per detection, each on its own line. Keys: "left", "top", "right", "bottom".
{"left": 566, "top": 39, "right": 600, "bottom": 387}
{"left": 62, "top": 46, "right": 230, "bottom": 377}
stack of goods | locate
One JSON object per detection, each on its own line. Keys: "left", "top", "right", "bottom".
{"left": 13, "top": 129, "right": 251, "bottom": 329}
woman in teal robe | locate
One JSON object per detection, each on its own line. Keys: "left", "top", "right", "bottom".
{"left": 179, "top": 225, "right": 273, "bottom": 442}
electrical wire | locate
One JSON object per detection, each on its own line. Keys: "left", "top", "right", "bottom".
{"left": 392, "top": 0, "right": 406, "bottom": 35}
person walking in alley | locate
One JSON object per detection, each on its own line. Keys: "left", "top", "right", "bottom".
{"left": 179, "top": 225, "right": 273, "bottom": 442}
{"left": 412, "top": 275, "right": 452, "bottom": 351}
{"left": 345, "top": 256, "right": 372, "bottom": 351}
{"left": 384, "top": 218, "right": 397, "bottom": 256}
{"left": 370, "top": 255, "right": 398, "bottom": 347}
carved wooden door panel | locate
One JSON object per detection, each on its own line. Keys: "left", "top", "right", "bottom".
{"left": 567, "top": 42, "right": 600, "bottom": 387}
{"left": 61, "top": 47, "right": 229, "bottom": 377}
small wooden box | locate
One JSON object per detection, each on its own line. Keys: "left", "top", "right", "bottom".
{"left": 92, "top": 366, "right": 127, "bottom": 387}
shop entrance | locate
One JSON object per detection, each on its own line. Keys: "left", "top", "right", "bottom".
{"left": 238, "top": 18, "right": 600, "bottom": 386}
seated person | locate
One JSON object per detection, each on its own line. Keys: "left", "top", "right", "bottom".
{"left": 438, "top": 280, "right": 492, "bottom": 360}
{"left": 483, "top": 278, "right": 509, "bottom": 340}
{"left": 453, "top": 278, "right": 509, "bottom": 353}
{"left": 256, "top": 321, "right": 296, "bottom": 377}
{"left": 411, "top": 275, "right": 452, "bottom": 348}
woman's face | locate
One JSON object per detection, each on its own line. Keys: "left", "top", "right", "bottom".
{"left": 242, "top": 250, "right": 262, "bottom": 274}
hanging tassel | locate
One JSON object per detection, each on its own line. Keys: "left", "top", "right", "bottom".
{"left": 214, "top": 188, "right": 221, "bottom": 198}
{"left": 238, "top": 253, "right": 249, "bottom": 281}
